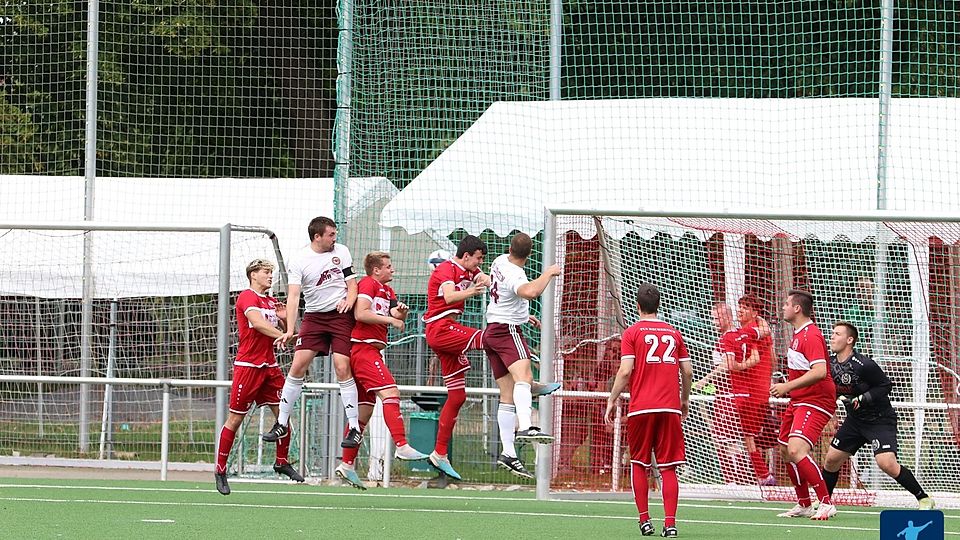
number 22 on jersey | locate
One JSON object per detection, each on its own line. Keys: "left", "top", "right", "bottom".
{"left": 643, "top": 334, "right": 677, "bottom": 364}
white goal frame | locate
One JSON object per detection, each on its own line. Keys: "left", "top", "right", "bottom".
{"left": 535, "top": 206, "right": 960, "bottom": 507}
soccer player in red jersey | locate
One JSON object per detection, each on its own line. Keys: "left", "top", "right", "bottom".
{"left": 605, "top": 283, "right": 692, "bottom": 538}
{"left": 262, "top": 217, "right": 360, "bottom": 449}
{"left": 728, "top": 295, "right": 776, "bottom": 485}
{"left": 421, "top": 235, "right": 491, "bottom": 480}
{"left": 770, "top": 289, "right": 837, "bottom": 520}
{"left": 215, "top": 259, "right": 304, "bottom": 495}
{"left": 334, "top": 252, "right": 428, "bottom": 489}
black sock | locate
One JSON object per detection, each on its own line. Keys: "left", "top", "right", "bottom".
{"left": 822, "top": 468, "right": 840, "bottom": 496}
{"left": 894, "top": 465, "right": 928, "bottom": 500}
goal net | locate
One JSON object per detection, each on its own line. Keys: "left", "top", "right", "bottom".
{"left": 545, "top": 211, "right": 960, "bottom": 509}
{"left": 0, "top": 224, "right": 285, "bottom": 469}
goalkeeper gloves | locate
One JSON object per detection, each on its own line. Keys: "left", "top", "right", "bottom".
{"left": 839, "top": 394, "right": 862, "bottom": 410}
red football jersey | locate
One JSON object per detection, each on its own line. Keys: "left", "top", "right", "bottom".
{"left": 741, "top": 320, "right": 774, "bottom": 401}
{"left": 235, "top": 289, "right": 280, "bottom": 367}
{"left": 621, "top": 319, "right": 691, "bottom": 416}
{"left": 786, "top": 321, "right": 837, "bottom": 412}
{"left": 351, "top": 276, "right": 397, "bottom": 346}
{"left": 423, "top": 259, "right": 480, "bottom": 323}
{"left": 718, "top": 330, "right": 750, "bottom": 397}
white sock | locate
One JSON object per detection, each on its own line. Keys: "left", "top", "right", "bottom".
{"left": 277, "top": 375, "right": 304, "bottom": 426}
{"left": 339, "top": 377, "right": 360, "bottom": 430}
{"left": 514, "top": 381, "right": 533, "bottom": 431}
{"left": 498, "top": 403, "right": 518, "bottom": 458}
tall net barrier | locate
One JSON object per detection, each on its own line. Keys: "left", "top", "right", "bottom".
{"left": 543, "top": 213, "right": 960, "bottom": 507}
{"left": 354, "top": 0, "right": 960, "bottom": 495}
{"left": 0, "top": 225, "right": 282, "bottom": 466}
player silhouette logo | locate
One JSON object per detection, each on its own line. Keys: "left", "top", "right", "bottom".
{"left": 896, "top": 519, "right": 933, "bottom": 540}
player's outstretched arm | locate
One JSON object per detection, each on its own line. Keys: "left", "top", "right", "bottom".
{"left": 247, "top": 309, "right": 284, "bottom": 340}
{"left": 276, "top": 283, "right": 302, "bottom": 346}
{"left": 354, "top": 296, "right": 403, "bottom": 330}
{"left": 605, "top": 357, "right": 634, "bottom": 427}
{"left": 441, "top": 281, "right": 485, "bottom": 305}
{"left": 516, "top": 264, "right": 561, "bottom": 300}
{"left": 390, "top": 301, "right": 410, "bottom": 321}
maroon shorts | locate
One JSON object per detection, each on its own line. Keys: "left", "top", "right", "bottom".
{"left": 425, "top": 319, "right": 482, "bottom": 379}
{"left": 295, "top": 310, "right": 355, "bottom": 357}
{"left": 627, "top": 412, "right": 686, "bottom": 469}
{"left": 735, "top": 397, "right": 767, "bottom": 438}
{"left": 777, "top": 403, "right": 832, "bottom": 449}
{"left": 483, "top": 322, "right": 531, "bottom": 380}
{"left": 229, "top": 365, "right": 284, "bottom": 414}
{"left": 350, "top": 342, "right": 396, "bottom": 405}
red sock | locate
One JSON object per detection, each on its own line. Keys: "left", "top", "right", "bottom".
{"left": 382, "top": 396, "right": 408, "bottom": 447}
{"left": 275, "top": 423, "right": 290, "bottom": 465}
{"left": 216, "top": 425, "right": 236, "bottom": 474}
{"left": 787, "top": 461, "right": 811, "bottom": 506}
{"left": 660, "top": 467, "right": 679, "bottom": 527}
{"left": 749, "top": 450, "right": 770, "bottom": 478}
{"left": 797, "top": 455, "right": 831, "bottom": 504}
{"left": 631, "top": 463, "right": 650, "bottom": 521}
{"left": 341, "top": 421, "right": 367, "bottom": 466}
{"left": 435, "top": 378, "right": 466, "bottom": 456}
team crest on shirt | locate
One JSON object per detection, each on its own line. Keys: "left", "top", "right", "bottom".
{"left": 332, "top": 256, "right": 341, "bottom": 265}
{"left": 792, "top": 339, "right": 799, "bottom": 349}
{"left": 840, "top": 373, "right": 852, "bottom": 385}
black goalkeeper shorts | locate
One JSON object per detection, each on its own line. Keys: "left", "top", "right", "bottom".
{"left": 830, "top": 417, "right": 899, "bottom": 456}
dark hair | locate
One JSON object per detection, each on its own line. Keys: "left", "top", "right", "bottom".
{"left": 509, "top": 233, "right": 533, "bottom": 259}
{"left": 363, "top": 251, "right": 390, "bottom": 276}
{"left": 788, "top": 289, "right": 814, "bottom": 317}
{"left": 833, "top": 321, "right": 859, "bottom": 345}
{"left": 456, "top": 235, "right": 488, "bottom": 258}
{"left": 636, "top": 283, "right": 661, "bottom": 314}
{"left": 738, "top": 294, "right": 763, "bottom": 314}
{"left": 308, "top": 216, "right": 336, "bottom": 241}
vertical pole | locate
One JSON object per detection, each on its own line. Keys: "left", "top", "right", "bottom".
{"left": 549, "top": 0, "right": 562, "bottom": 101}
{"left": 536, "top": 209, "right": 558, "bottom": 500}
{"left": 299, "top": 391, "right": 309, "bottom": 479}
{"left": 161, "top": 383, "right": 170, "bottom": 481}
{"left": 215, "top": 225, "right": 231, "bottom": 456}
{"left": 35, "top": 297, "right": 44, "bottom": 438}
{"left": 98, "top": 299, "right": 117, "bottom": 459}
{"left": 333, "top": 0, "right": 354, "bottom": 227}
{"left": 876, "top": 0, "right": 894, "bottom": 211}
{"left": 79, "top": 0, "right": 101, "bottom": 454}
{"left": 183, "top": 297, "right": 194, "bottom": 444}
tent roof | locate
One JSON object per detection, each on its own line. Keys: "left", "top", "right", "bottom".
{"left": 380, "top": 98, "right": 960, "bottom": 242}
{"left": 0, "top": 176, "right": 395, "bottom": 298}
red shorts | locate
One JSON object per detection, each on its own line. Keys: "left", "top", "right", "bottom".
{"left": 735, "top": 397, "right": 767, "bottom": 437}
{"left": 229, "top": 365, "right": 285, "bottom": 414}
{"left": 777, "top": 403, "right": 833, "bottom": 449}
{"left": 295, "top": 311, "right": 355, "bottom": 357}
{"left": 350, "top": 342, "right": 396, "bottom": 405}
{"left": 483, "top": 322, "right": 531, "bottom": 380}
{"left": 627, "top": 412, "right": 686, "bottom": 469}
{"left": 426, "top": 319, "right": 482, "bottom": 379}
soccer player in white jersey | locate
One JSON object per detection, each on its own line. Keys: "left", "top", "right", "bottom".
{"left": 262, "top": 216, "right": 361, "bottom": 449}
{"left": 484, "top": 232, "right": 561, "bottom": 479}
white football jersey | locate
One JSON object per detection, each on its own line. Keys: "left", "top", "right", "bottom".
{"left": 287, "top": 243, "right": 356, "bottom": 312}
{"left": 485, "top": 254, "right": 530, "bottom": 325}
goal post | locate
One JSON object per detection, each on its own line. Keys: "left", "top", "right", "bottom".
{"left": 0, "top": 221, "right": 285, "bottom": 465}
{"left": 538, "top": 207, "right": 960, "bottom": 508}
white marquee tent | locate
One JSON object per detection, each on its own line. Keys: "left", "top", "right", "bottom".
{"left": 0, "top": 175, "right": 447, "bottom": 298}
{"left": 379, "top": 98, "right": 960, "bottom": 454}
